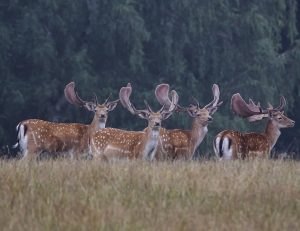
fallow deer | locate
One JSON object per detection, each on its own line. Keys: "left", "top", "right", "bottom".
{"left": 89, "top": 83, "right": 178, "bottom": 161}
{"left": 155, "top": 84, "right": 222, "bottom": 160}
{"left": 14, "top": 82, "right": 119, "bottom": 159}
{"left": 213, "top": 93, "right": 295, "bottom": 160}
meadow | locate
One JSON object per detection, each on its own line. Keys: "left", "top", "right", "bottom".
{"left": 0, "top": 159, "right": 299, "bottom": 231}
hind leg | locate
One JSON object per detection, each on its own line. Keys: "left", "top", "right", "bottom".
{"left": 213, "top": 136, "right": 222, "bottom": 160}
{"left": 221, "top": 137, "right": 233, "bottom": 160}
{"left": 21, "top": 140, "right": 41, "bottom": 161}
{"left": 21, "top": 150, "right": 38, "bottom": 161}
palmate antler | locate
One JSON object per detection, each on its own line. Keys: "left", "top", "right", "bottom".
{"left": 64, "top": 82, "right": 97, "bottom": 111}
{"left": 64, "top": 82, "right": 119, "bottom": 111}
{"left": 161, "top": 84, "right": 222, "bottom": 117}
{"left": 204, "top": 84, "right": 223, "bottom": 110}
{"left": 204, "top": 84, "right": 223, "bottom": 114}
{"left": 120, "top": 83, "right": 177, "bottom": 117}
{"left": 119, "top": 83, "right": 146, "bottom": 115}
{"left": 155, "top": 84, "right": 179, "bottom": 112}
{"left": 231, "top": 93, "right": 287, "bottom": 122}
{"left": 64, "top": 82, "right": 88, "bottom": 107}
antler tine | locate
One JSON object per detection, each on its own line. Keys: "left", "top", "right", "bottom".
{"left": 175, "top": 104, "right": 188, "bottom": 112}
{"left": 274, "top": 95, "right": 286, "bottom": 111}
{"left": 104, "top": 93, "right": 112, "bottom": 104}
{"left": 192, "top": 97, "right": 200, "bottom": 108}
{"left": 93, "top": 93, "right": 98, "bottom": 105}
{"left": 248, "top": 98, "right": 263, "bottom": 112}
{"left": 159, "top": 103, "right": 167, "bottom": 113}
{"left": 64, "top": 82, "right": 87, "bottom": 107}
{"left": 249, "top": 99, "right": 255, "bottom": 106}
{"left": 144, "top": 100, "right": 153, "bottom": 113}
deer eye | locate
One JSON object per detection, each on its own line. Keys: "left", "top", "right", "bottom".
{"left": 278, "top": 117, "right": 282, "bottom": 120}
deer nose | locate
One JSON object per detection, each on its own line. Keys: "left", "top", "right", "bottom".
{"left": 208, "top": 117, "right": 213, "bottom": 122}
{"left": 100, "top": 114, "right": 106, "bottom": 118}
{"left": 154, "top": 122, "right": 160, "bottom": 127}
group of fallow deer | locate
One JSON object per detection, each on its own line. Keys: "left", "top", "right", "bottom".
{"left": 14, "top": 82, "right": 295, "bottom": 161}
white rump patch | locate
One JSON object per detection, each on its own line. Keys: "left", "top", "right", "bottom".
{"left": 222, "top": 137, "right": 232, "bottom": 160}
{"left": 19, "top": 124, "right": 28, "bottom": 156}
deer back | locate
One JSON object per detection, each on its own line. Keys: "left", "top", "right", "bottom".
{"left": 18, "top": 119, "right": 89, "bottom": 158}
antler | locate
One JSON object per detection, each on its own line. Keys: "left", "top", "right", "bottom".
{"left": 231, "top": 93, "right": 287, "bottom": 122}
{"left": 204, "top": 84, "right": 223, "bottom": 109}
{"left": 64, "top": 82, "right": 88, "bottom": 107}
{"left": 155, "top": 83, "right": 179, "bottom": 111}
{"left": 168, "top": 84, "right": 222, "bottom": 116}
{"left": 119, "top": 83, "right": 148, "bottom": 115}
{"left": 120, "top": 83, "right": 178, "bottom": 117}
{"left": 93, "top": 93, "right": 98, "bottom": 105}
{"left": 274, "top": 96, "right": 286, "bottom": 111}
{"left": 65, "top": 81, "right": 119, "bottom": 112}
{"left": 155, "top": 84, "right": 170, "bottom": 106}
{"left": 102, "top": 93, "right": 119, "bottom": 109}
{"left": 231, "top": 93, "right": 265, "bottom": 117}
{"left": 104, "top": 94, "right": 111, "bottom": 104}
{"left": 144, "top": 100, "right": 154, "bottom": 113}
{"left": 231, "top": 93, "right": 271, "bottom": 122}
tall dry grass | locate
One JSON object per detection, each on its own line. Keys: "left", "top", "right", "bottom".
{"left": 0, "top": 159, "right": 299, "bottom": 231}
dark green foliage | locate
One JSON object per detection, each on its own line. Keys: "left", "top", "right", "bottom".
{"left": 0, "top": 0, "right": 299, "bottom": 157}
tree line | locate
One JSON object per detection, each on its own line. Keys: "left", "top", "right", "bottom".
{"left": 0, "top": 0, "right": 300, "bottom": 157}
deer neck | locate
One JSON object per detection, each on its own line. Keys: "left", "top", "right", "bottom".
{"left": 89, "top": 116, "right": 105, "bottom": 133}
{"left": 190, "top": 120, "right": 208, "bottom": 153}
{"left": 265, "top": 119, "right": 281, "bottom": 150}
{"left": 141, "top": 127, "right": 160, "bottom": 161}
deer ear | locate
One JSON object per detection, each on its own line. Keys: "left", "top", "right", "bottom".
{"left": 107, "top": 100, "right": 119, "bottom": 111}
{"left": 84, "top": 102, "right": 96, "bottom": 112}
{"left": 137, "top": 111, "right": 150, "bottom": 120}
{"left": 187, "top": 107, "right": 198, "bottom": 117}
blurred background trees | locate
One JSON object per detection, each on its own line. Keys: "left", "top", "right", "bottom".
{"left": 0, "top": 0, "right": 299, "bottom": 157}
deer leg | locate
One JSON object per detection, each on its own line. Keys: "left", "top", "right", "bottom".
{"left": 21, "top": 149, "right": 38, "bottom": 161}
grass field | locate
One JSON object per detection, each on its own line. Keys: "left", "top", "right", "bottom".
{"left": 0, "top": 159, "right": 299, "bottom": 231}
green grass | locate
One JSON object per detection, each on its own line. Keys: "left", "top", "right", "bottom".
{"left": 0, "top": 159, "right": 299, "bottom": 231}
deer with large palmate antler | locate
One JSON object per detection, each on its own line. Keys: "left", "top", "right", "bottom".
{"left": 155, "top": 84, "right": 222, "bottom": 160}
{"left": 14, "top": 82, "right": 119, "bottom": 159}
{"left": 89, "top": 83, "right": 178, "bottom": 160}
{"left": 213, "top": 94, "right": 295, "bottom": 160}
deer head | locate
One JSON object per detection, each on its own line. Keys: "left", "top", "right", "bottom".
{"left": 231, "top": 93, "right": 295, "bottom": 128}
{"left": 157, "top": 84, "right": 222, "bottom": 126}
{"left": 64, "top": 82, "right": 119, "bottom": 128}
{"left": 119, "top": 83, "right": 178, "bottom": 131}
